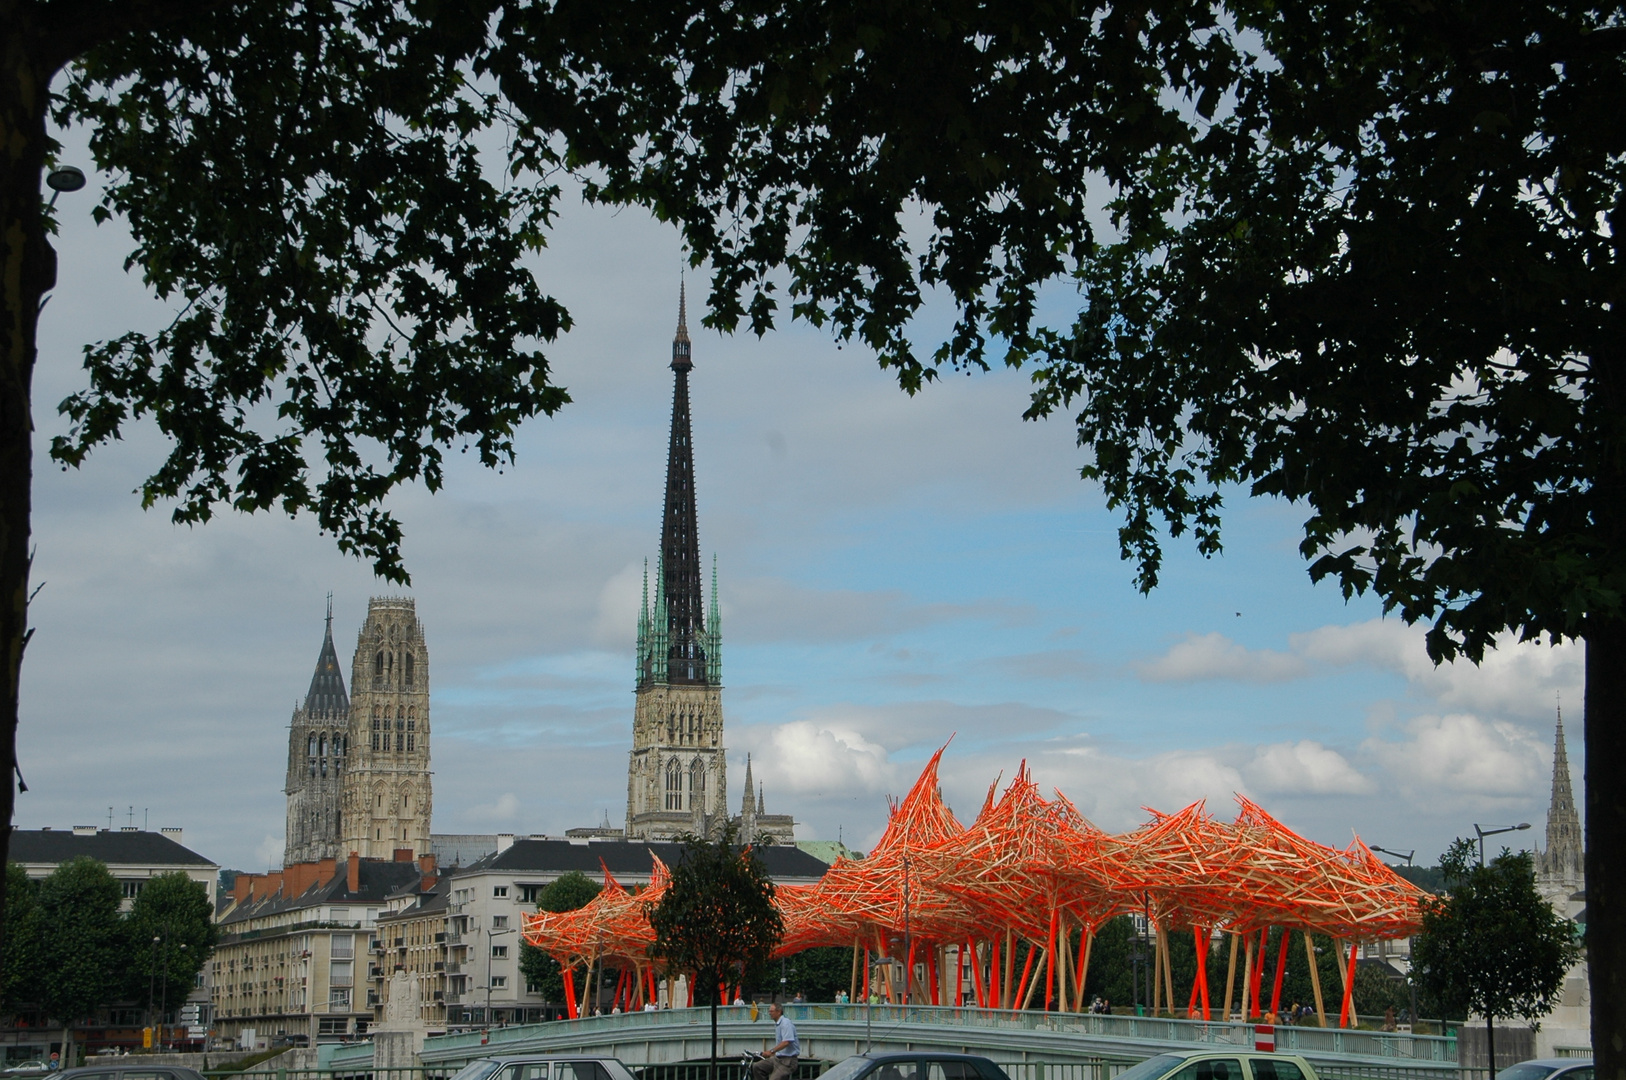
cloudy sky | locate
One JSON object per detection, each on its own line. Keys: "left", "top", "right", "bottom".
{"left": 19, "top": 134, "right": 1579, "bottom": 874}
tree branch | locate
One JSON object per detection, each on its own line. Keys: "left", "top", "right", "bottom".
{"left": 37, "top": 0, "right": 230, "bottom": 75}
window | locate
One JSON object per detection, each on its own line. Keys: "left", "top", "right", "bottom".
{"left": 330, "top": 961, "right": 353, "bottom": 987}
{"left": 405, "top": 653, "right": 415, "bottom": 686}
{"left": 500, "top": 1066, "right": 548, "bottom": 1080}
{"left": 519, "top": 885, "right": 544, "bottom": 903}
{"left": 407, "top": 734, "right": 415, "bottom": 752}
{"left": 121, "top": 880, "right": 144, "bottom": 899}
{"left": 1167, "top": 1060, "right": 1243, "bottom": 1080}
{"left": 493, "top": 886, "right": 508, "bottom": 898}
{"left": 665, "top": 760, "right": 683, "bottom": 810}
{"left": 327, "top": 988, "right": 352, "bottom": 1011}
{"left": 407, "top": 718, "right": 416, "bottom": 731}
{"left": 491, "top": 945, "right": 508, "bottom": 958}
{"left": 1251, "top": 1064, "right": 1306, "bottom": 1080}
{"left": 557, "top": 1063, "right": 613, "bottom": 1080}
{"left": 374, "top": 652, "right": 384, "bottom": 679}
{"left": 318, "top": 1016, "right": 349, "bottom": 1035}
{"left": 492, "top": 916, "right": 509, "bottom": 930}
{"left": 308, "top": 735, "right": 317, "bottom": 755}
{"left": 331, "top": 934, "right": 354, "bottom": 959}
{"left": 372, "top": 734, "right": 380, "bottom": 751}
{"left": 926, "top": 1065, "right": 983, "bottom": 1080}
{"left": 490, "top": 975, "right": 507, "bottom": 988}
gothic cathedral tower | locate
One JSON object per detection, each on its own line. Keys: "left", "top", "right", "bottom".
{"left": 340, "top": 597, "right": 434, "bottom": 858}
{"left": 283, "top": 598, "right": 350, "bottom": 865}
{"left": 626, "top": 286, "right": 729, "bottom": 840}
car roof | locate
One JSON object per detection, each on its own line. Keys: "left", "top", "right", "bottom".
{"left": 1513, "top": 1062, "right": 1594, "bottom": 1069}
{"left": 484, "top": 1057, "right": 625, "bottom": 1064}
{"left": 1150, "top": 1051, "right": 1311, "bottom": 1062}
{"left": 61, "top": 1070, "right": 205, "bottom": 1078}
{"left": 852, "top": 1054, "right": 996, "bottom": 1063}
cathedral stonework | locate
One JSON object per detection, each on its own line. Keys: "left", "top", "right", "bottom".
{"left": 282, "top": 596, "right": 434, "bottom": 867}
{"left": 283, "top": 599, "right": 350, "bottom": 865}
{"left": 342, "top": 597, "right": 433, "bottom": 859}
{"left": 625, "top": 287, "right": 792, "bottom": 844}
{"left": 1536, "top": 705, "right": 1584, "bottom": 895}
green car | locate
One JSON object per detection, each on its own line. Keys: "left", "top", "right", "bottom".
{"left": 1112, "top": 1051, "right": 1320, "bottom": 1080}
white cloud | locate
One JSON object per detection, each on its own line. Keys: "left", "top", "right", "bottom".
{"left": 1293, "top": 619, "right": 1580, "bottom": 720}
{"left": 1136, "top": 632, "right": 1307, "bottom": 683}
{"left": 255, "top": 834, "right": 285, "bottom": 873}
{"left": 591, "top": 562, "right": 645, "bottom": 649}
{"left": 1245, "top": 741, "right": 1373, "bottom": 796}
{"left": 1363, "top": 712, "right": 1547, "bottom": 807}
{"left": 466, "top": 792, "right": 523, "bottom": 823}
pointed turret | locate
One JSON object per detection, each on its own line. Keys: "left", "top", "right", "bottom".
{"left": 305, "top": 596, "right": 349, "bottom": 718}
{"left": 741, "top": 755, "right": 757, "bottom": 837}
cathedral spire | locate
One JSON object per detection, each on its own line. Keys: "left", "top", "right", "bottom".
{"left": 1538, "top": 700, "right": 1584, "bottom": 888}
{"left": 656, "top": 283, "right": 708, "bottom": 684}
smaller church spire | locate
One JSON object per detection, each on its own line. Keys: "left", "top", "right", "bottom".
{"left": 672, "top": 280, "right": 692, "bottom": 371}
{"left": 1538, "top": 699, "right": 1584, "bottom": 888}
{"left": 304, "top": 601, "right": 349, "bottom": 719}
{"left": 741, "top": 755, "right": 755, "bottom": 816}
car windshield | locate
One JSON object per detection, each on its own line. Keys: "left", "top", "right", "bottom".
{"left": 450, "top": 1061, "right": 503, "bottom": 1080}
{"left": 1111, "top": 1057, "right": 1185, "bottom": 1080}
{"left": 823, "top": 1060, "right": 888, "bottom": 1080}
{"left": 1498, "top": 1066, "right": 1559, "bottom": 1080}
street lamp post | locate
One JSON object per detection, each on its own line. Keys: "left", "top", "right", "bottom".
{"left": 485, "top": 926, "right": 515, "bottom": 1026}
{"left": 1372, "top": 844, "right": 1418, "bottom": 1026}
{"left": 1473, "top": 823, "right": 1531, "bottom": 866}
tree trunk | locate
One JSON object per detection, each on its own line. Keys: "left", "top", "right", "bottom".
{"left": 708, "top": 969, "right": 718, "bottom": 1080}
{"left": 0, "top": 14, "right": 57, "bottom": 929}
{"left": 1588, "top": 621, "right": 1626, "bottom": 1080}
{"left": 1486, "top": 1013, "right": 1496, "bottom": 1078}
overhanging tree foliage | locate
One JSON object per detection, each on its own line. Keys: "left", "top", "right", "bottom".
{"left": 646, "top": 826, "right": 782, "bottom": 1080}
{"left": 1414, "top": 840, "right": 1579, "bottom": 1071}
{"left": 2, "top": 863, "right": 42, "bottom": 1015}
{"left": 549, "top": 0, "right": 1625, "bottom": 1064}
{"left": 518, "top": 870, "right": 601, "bottom": 1006}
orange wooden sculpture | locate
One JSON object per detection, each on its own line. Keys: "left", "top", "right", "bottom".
{"left": 522, "top": 744, "right": 1425, "bottom": 1025}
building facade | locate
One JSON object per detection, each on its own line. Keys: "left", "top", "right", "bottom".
{"left": 211, "top": 853, "right": 431, "bottom": 1046}
{"left": 282, "top": 597, "right": 434, "bottom": 867}
{"left": 624, "top": 288, "right": 791, "bottom": 844}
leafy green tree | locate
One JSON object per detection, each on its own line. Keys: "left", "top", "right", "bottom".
{"left": 778, "top": 946, "right": 852, "bottom": 1002}
{"left": 518, "top": 871, "right": 602, "bottom": 1005}
{"left": 35, "top": 858, "right": 123, "bottom": 1062}
{"left": 123, "top": 873, "right": 217, "bottom": 1017}
{"left": 646, "top": 826, "right": 782, "bottom": 1080}
{"left": 2, "top": 864, "right": 43, "bottom": 1013}
{"left": 1413, "top": 840, "right": 1579, "bottom": 1070}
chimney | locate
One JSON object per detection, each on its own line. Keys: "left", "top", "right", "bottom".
{"left": 496, "top": 833, "right": 515, "bottom": 854}
{"left": 347, "top": 851, "right": 360, "bottom": 893}
{"left": 72, "top": 825, "right": 97, "bottom": 836}
{"left": 318, "top": 857, "right": 337, "bottom": 886}
{"left": 160, "top": 827, "right": 183, "bottom": 843}
{"left": 418, "top": 854, "right": 438, "bottom": 892}
{"left": 233, "top": 875, "right": 254, "bottom": 904}
{"left": 393, "top": 848, "right": 414, "bottom": 863}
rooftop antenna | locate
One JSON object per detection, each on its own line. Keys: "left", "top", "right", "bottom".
{"left": 127, "top": 806, "right": 134, "bottom": 828}
{"left": 326, "top": 591, "right": 334, "bottom": 632}
{"left": 107, "top": 806, "right": 113, "bottom": 830}
{"left": 143, "top": 808, "right": 149, "bottom": 831}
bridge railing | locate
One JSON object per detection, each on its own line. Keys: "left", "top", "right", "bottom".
{"left": 418, "top": 1006, "right": 1455, "bottom": 1067}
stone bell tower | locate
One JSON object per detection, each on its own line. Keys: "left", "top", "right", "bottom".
{"left": 340, "top": 597, "right": 433, "bottom": 859}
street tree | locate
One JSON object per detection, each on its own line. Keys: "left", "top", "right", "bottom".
{"left": 518, "top": 870, "right": 602, "bottom": 1007}
{"left": 2, "top": 863, "right": 42, "bottom": 1013}
{"left": 1413, "top": 840, "right": 1579, "bottom": 1071}
{"left": 646, "top": 825, "right": 782, "bottom": 1080}
{"left": 123, "top": 872, "right": 217, "bottom": 1021}
{"left": 565, "top": 0, "right": 1626, "bottom": 1063}
{"left": 35, "top": 857, "right": 123, "bottom": 1064}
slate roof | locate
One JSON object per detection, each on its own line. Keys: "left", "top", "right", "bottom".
{"left": 474, "top": 839, "right": 829, "bottom": 880}
{"left": 10, "top": 829, "right": 214, "bottom": 867}
{"left": 304, "top": 616, "right": 349, "bottom": 717}
{"left": 218, "top": 859, "right": 424, "bottom": 931}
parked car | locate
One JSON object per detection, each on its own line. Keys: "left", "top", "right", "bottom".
{"left": 1100, "top": 1050, "right": 1321, "bottom": 1080}
{"left": 3, "top": 1062, "right": 51, "bottom": 1076}
{"left": 1497, "top": 1060, "right": 1594, "bottom": 1080}
{"left": 448, "top": 1055, "right": 641, "bottom": 1080}
{"left": 58, "top": 1067, "right": 207, "bottom": 1080}
{"left": 817, "top": 1053, "right": 1013, "bottom": 1080}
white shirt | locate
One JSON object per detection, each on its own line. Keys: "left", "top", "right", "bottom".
{"left": 774, "top": 1013, "right": 800, "bottom": 1057}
